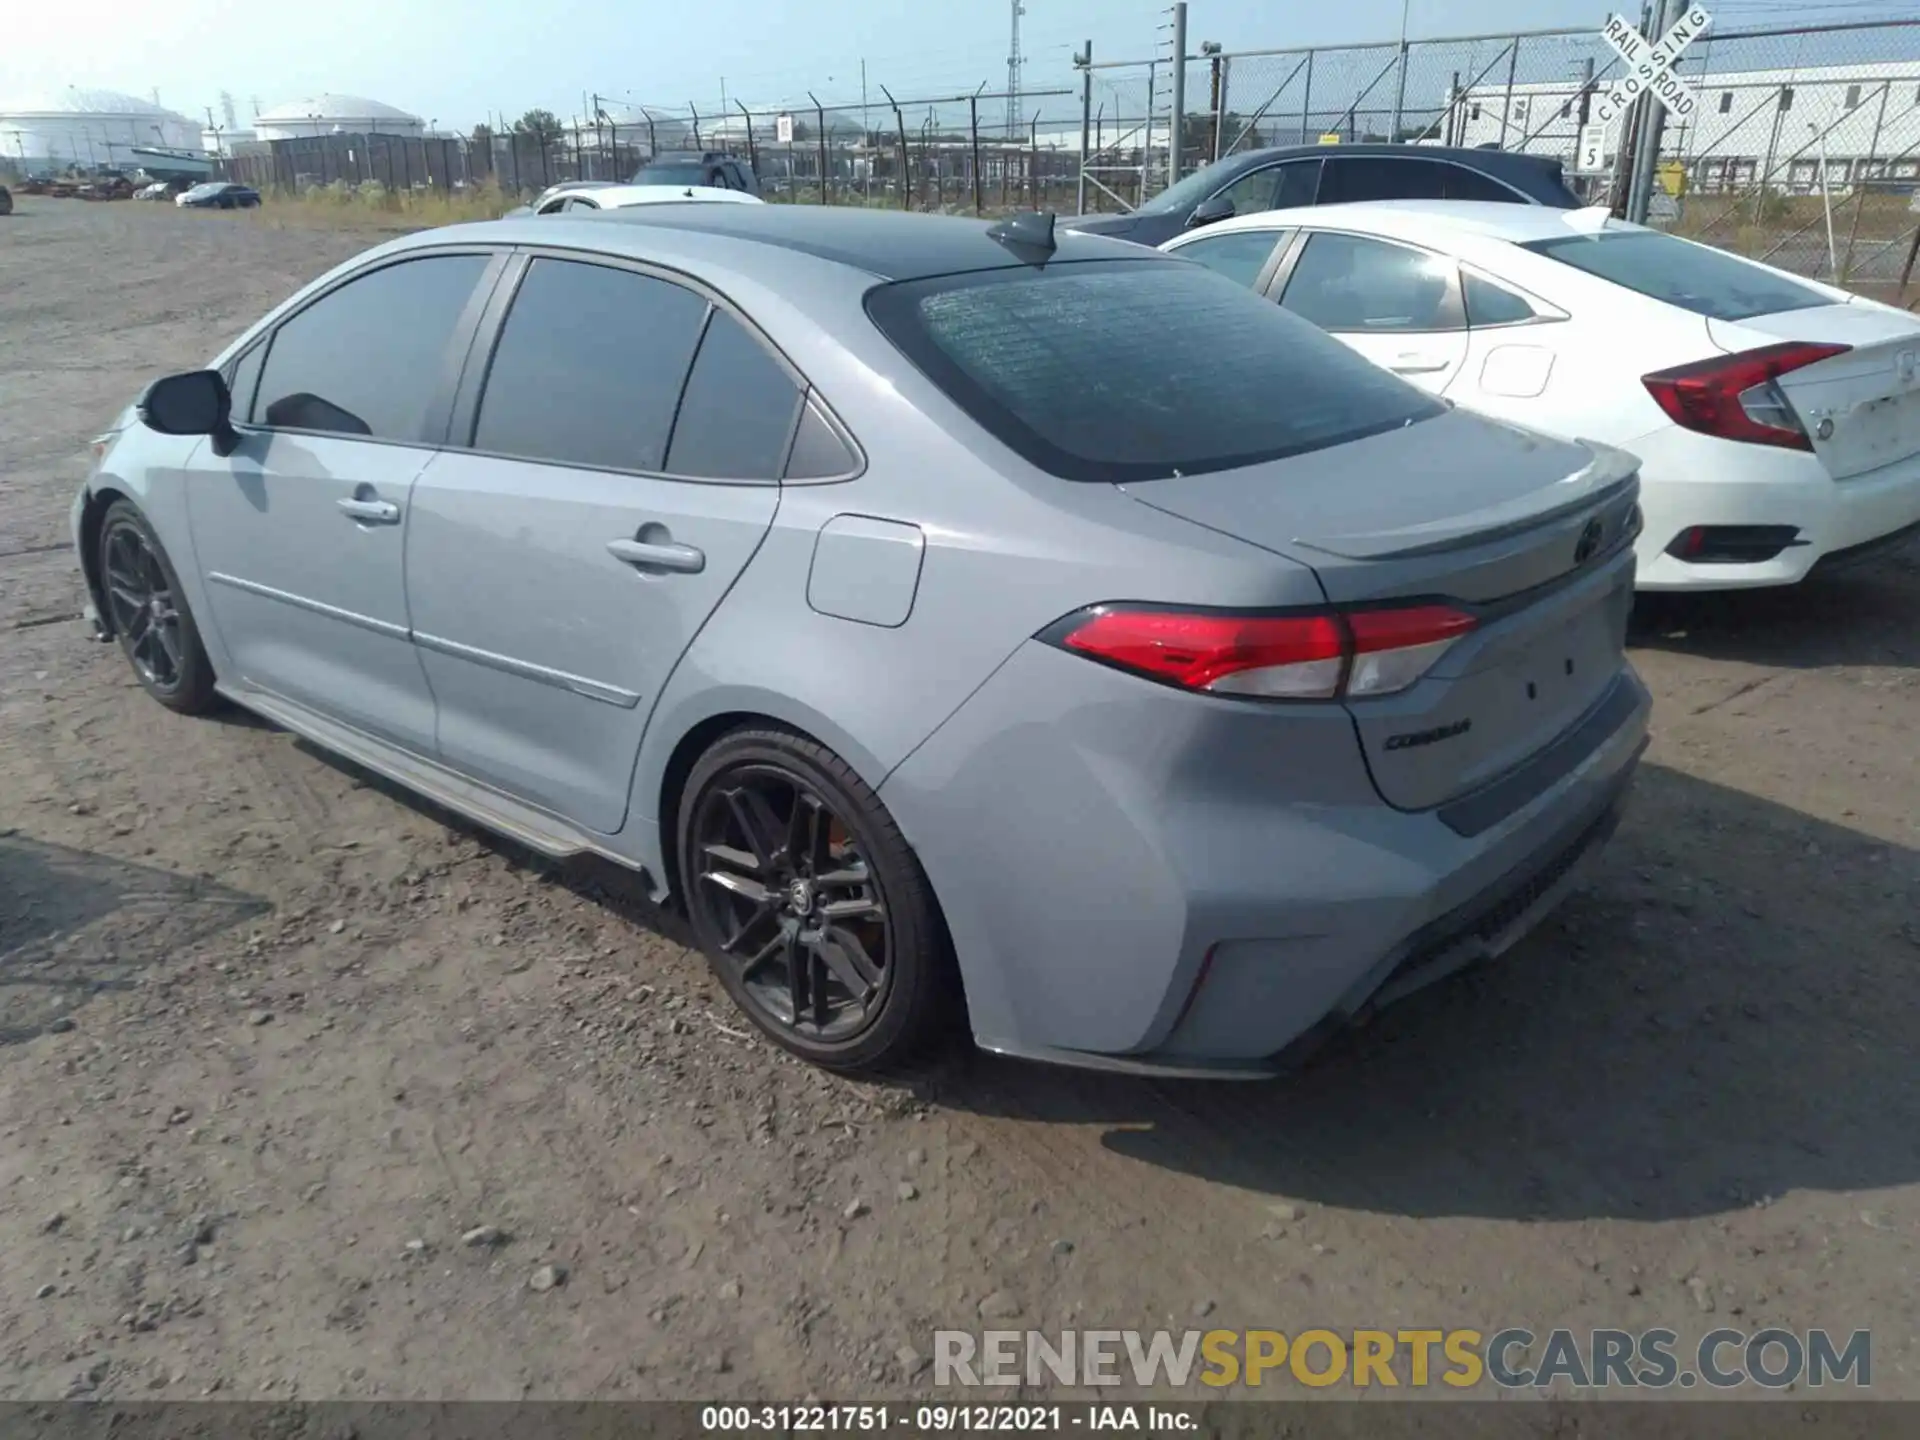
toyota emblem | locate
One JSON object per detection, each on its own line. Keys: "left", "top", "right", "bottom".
{"left": 1574, "top": 517, "right": 1605, "bottom": 564}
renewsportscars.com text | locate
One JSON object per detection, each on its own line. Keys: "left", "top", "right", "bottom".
{"left": 934, "top": 1328, "right": 1872, "bottom": 1391}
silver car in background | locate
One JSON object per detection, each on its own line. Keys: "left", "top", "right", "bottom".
{"left": 73, "top": 206, "right": 1648, "bottom": 1076}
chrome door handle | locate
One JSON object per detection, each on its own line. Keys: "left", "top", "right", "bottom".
{"left": 607, "top": 537, "right": 706, "bottom": 573}
{"left": 1390, "top": 354, "right": 1451, "bottom": 375}
{"left": 337, "top": 497, "right": 401, "bottom": 524}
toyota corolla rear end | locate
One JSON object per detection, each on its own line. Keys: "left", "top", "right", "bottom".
{"left": 863, "top": 253, "right": 1650, "bottom": 1076}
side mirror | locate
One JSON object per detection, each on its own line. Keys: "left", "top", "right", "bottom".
{"left": 1187, "top": 195, "right": 1235, "bottom": 229}
{"left": 140, "top": 370, "right": 239, "bottom": 456}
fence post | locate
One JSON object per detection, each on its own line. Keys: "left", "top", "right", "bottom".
{"left": 1145, "top": 59, "right": 1157, "bottom": 191}
{"left": 1029, "top": 112, "right": 1040, "bottom": 209}
{"left": 1840, "top": 81, "right": 1892, "bottom": 283}
{"left": 881, "top": 86, "right": 909, "bottom": 211}
{"left": 1168, "top": 1, "right": 1187, "bottom": 189}
{"left": 736, "top": 101, "right": 757, "bottom": 180}
{"left": 1390, "top": 38, "right": 1410, "bottom": 140}
{"left": 807, "top": 93, "right": 829, "bottom": 203}
{"left": 968, "top": 92, "right": 983, "bottom": 215}
{"left": 402, "top": 136, "right": 412, "bottom": 192}
{"left": 1077, "top": 42, "right": 1092, "bottom": 214}
{"left": 1497, "top": 37, "right": 1520, "bottom": 150}
{"left": 1300, "top": 50, "right": 1314, "bottom": 143}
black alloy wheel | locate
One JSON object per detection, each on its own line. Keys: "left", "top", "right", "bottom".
{"left": 102, "top": 520, "right": 186, "bottom": 694}
{"left": 690, "top": 764, "right": 891, "bottom": 1040}
{"left": 97, "top": 500, "right": 219, "bottom": 715}
{"left": 678, "top": 728, "right": 958, "bottom": 1071}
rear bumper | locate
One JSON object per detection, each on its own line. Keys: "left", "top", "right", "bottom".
{"left": 880, "top": 640, "right": 1651, "bottom": 1074}
{"left": 1629, "top": 425, "right": 1920, "bottom": 590}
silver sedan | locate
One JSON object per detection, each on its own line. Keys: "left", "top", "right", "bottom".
{"left": 73, "top": 205, "right": 1648, "bottom": 1075}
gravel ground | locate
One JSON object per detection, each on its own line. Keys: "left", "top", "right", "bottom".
{"left": 2, "top": 196, "right": 1918, "bottom": 1403}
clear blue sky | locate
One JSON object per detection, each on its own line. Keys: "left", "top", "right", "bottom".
{"left": 1, "top": 0, "right": 1904, "bottom": 129}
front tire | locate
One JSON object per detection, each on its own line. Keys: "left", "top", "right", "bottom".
{"left": 677, "top": 727, "right": 958, "bottom": 1073}
{"left": 97, "top": 500, "right": 220, "bottom": 715}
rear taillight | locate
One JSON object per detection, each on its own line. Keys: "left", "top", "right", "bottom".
{"left": 1642, "top": 341, "right": 1849, "bottom": 451}
{"left": 1044, "top": 603, "right": 1477, "bottom": 701}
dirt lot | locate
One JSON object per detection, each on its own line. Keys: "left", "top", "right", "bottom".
{"left": 1, "top": 196, "right": 1918, "bottom": 1404}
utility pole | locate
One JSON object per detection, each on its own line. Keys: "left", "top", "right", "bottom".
{"left": 1576, "top": 55, "right": 1596, "bottom": 126}
{"left": 1167, "top": 1, "right": 1187, "bottom": 188}
{"left": 1626, "top": 0, "right": 1681, "bottom": 224}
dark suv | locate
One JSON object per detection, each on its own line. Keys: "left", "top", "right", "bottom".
{"left": 1063, "top": 143, "right": 1583, "bottom": 248}
{"left": 629, "top": 150, "right": 761, "bottom": 196}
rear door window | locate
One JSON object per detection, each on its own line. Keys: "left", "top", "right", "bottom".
{"left": 1278, "top": 232, "right": 1460, "bottom": 333}
{"left": 1172, "top": 229, "right": 1290, "bottom": 289}
{"left": 1318, "top": 156, "right": 1448, "bottom": 204}
{"left": 1441, "top": 164, "right": 1523, "bottom": 202}
{"left": 1523, "top": 230, "right": 1830, "bottom": 321}
{"left": 663, "top": 309, "right": 803, "bottom": 480}
{"left": 253, "top": 253, "right": 491, "bottom": 439}
{"left": 864, "top": 259, "right": 1442, "bottom": 484}
{"left": 471, "top": 258, "right": 709, "bottom": 471}
{"left": 1462, "top": 271, "right": 1538, "bottom": 326}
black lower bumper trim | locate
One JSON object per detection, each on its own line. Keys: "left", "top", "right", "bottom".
{"left": 1438, "top": 676, "right": 1643, "bottom": 839}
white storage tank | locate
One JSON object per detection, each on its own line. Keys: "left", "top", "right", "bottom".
{"left": 252, "top": 94, "right": 424, "bottom": 141}
{"left": 0, "top": 87, "right": 200, "bottom": 167}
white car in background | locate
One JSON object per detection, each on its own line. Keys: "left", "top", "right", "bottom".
{"left": 532, "top": 183, "right": 765, "bottom": 215}
{"left": 1164, "top": 201, "right": 1920, "bottom": 590}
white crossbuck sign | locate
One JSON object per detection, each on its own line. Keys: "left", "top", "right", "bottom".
{"left": 1593, "top": 6, "right": 1713, "bottom": 124}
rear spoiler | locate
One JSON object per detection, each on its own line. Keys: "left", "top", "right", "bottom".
{"left": 1293, "top": 443, "right": 1640, "bottom": 561}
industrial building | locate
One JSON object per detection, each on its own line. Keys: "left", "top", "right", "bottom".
{"left": 0, "top": 87, "right": 199, "bottom": 168}
{"left": 251, "top": 94, "right": 424, "bottom": 142}
{"left": 1453, "top": 60, "right": 1920, "bottom": 191}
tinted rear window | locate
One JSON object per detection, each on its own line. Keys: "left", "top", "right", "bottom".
{"left": 1523, "top": 230, "right": 1829, "bottom": 321}
{"left": 865, "top": 260, "right": 1444, "bottom": 483}
{"left": 634, "top": 161, "right": 710, "bottom": 187}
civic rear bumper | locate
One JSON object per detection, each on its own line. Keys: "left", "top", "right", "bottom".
{"left": 1629, "top": 426, "right": 1920, "bottom": 590}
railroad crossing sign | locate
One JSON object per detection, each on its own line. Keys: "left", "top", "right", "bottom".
{"left": 1593, "top": 6, "right": 1713, "bottom": 125}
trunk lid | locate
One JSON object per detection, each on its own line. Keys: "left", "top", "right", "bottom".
{"left": 1120, "top": 410, "right": 1641, "bottom": 811}
{"left": 1710, "top": 304, "right": 1920, "bottom": 481}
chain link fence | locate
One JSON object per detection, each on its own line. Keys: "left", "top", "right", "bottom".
{"left": 218, "top": 86, "right": 1081, "bottom": 214}
{"left": 1080, "top": 14, "right": 1920, "bottom": 294}
{"left": 205, "top": 11, "right": 1920, "bottom": 293}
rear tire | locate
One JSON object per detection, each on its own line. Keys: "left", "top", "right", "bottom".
{"left": 97, "top": 500, "right": 220, "bottom": 716}
{"left": 676, "top": 727, "right": 959, "bottom": 1073}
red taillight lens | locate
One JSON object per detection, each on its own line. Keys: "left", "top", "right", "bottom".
{"left": 1642, "top": 341, "right": 1849, "bottom": 451}
{"left": 1048, "top": 604, "right": 1477, "bottom": 700}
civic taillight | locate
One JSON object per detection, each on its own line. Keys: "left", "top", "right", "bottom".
{"left": 1042, "top": 603, "right": 1477, "bottom": 701}
{"left": 1641, "top": 341, "right": 1849, "bottom": 451}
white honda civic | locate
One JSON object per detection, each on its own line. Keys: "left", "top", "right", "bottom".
{"left": 1163, "top": 200, "right": 1920, "bottom": 590}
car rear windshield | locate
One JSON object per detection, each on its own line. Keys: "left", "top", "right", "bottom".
{"left": 1522, "top": 230, "right": 1829, "bottom": 321}
{"left": 633, "top": 161, "right": 709, "bottom": 186}
{"left": 864, "top": 259, "right": 1444, "bottom": 483}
